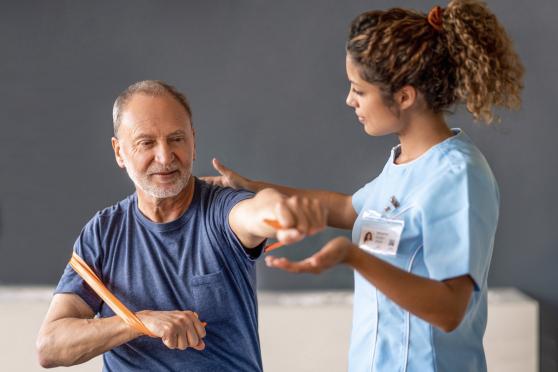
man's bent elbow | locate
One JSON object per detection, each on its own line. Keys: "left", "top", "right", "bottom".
{"left": 36, "top": 335, "right": 58, "bottom": 368}
{"left": 36, "top": 332, "right": 72, "bottom": 368}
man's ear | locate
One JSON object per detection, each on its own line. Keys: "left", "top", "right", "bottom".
{"left": 395, "top": 85, "right": 417, "bottom": 111}
{"left": 111, "top": 137, "right": 126, "bottom": 169}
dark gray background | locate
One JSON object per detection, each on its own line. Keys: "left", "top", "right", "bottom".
{"left": 1, "top": 0, "right": 556, "bottom": 370}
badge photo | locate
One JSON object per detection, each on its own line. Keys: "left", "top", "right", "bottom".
{"left": 359, "top": 210, "right": 405, "bottom": 256}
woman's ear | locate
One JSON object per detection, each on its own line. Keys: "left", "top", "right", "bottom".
{"left": 395, "top": 85, "right": 417, "bottom": 111}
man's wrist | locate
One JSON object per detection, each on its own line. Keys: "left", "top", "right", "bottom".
{"left": 124, "top": 314, "right": 146, "bottom": 340}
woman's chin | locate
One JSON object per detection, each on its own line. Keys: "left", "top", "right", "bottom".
{"left": 363, "top": 125, "right": 381, "bottom": 137}
{"left": 363, "top": 123, "right": 393, "bottom": 137}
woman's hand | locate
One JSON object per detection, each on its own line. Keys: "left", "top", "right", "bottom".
{"left": 265, "top": 236, "right": 354, "bottom": 274}
{"left": 200, "top": 158, "right": 251, "bottom": 190}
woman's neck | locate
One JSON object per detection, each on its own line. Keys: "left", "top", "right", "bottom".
{"left": 395, "top": 112, "right": 453, "bottom": 164}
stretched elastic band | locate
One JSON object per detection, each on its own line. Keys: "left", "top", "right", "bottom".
{"left": 69, "top": 252, "right": 155, "bottom": 337}
{"left": 263, "top": 219, "right": 286, "bottom": 253}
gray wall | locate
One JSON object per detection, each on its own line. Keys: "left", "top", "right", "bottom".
{"left": 1, "top": 1, "right": 556, "bottom": 370}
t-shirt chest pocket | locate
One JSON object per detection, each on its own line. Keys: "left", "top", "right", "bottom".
{"left": 190, "top": 270, "right": 230, "bottom": 324}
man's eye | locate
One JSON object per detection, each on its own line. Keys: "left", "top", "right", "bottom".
{"left": 139, "top": 141, "right": 154, "bottom": 147}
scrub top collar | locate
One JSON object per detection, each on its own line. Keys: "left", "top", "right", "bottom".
{"left": 390, "top": 128, "right": 465, "bottom": 168}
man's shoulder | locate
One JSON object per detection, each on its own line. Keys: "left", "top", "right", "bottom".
{"left": 196, "top": 178, "right": 255, "bottom": 208}
{"left": 84, "top": 194, "right": 135, "bottom": 231}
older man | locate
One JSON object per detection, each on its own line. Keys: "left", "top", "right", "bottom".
{"left": 36, "top": 80, "right": 326, "bottom": 371}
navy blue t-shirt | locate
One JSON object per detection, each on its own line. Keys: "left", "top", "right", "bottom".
{"left": 55, "top": 178, "right": 264, "bottom": 371}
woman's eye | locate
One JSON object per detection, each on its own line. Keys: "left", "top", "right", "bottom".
{"left": 352, "top": 88, "right": 364, "bottom": 96}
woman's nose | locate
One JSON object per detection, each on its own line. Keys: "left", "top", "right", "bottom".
{"left": 346, "top": 91, "right": 356, "bottom": 108}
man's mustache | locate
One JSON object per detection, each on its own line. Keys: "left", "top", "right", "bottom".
{"left": 147, "top": 164, "right": 180, "bottom": 175}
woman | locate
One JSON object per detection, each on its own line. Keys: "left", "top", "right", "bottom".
{"left": 203, "top": 1, "right": 523, "bottom": 371}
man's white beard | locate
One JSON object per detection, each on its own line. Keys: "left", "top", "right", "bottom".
{"left": 124, "top": 161, "right": 189, "bottom": 199}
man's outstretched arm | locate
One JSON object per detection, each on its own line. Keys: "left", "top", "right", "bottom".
{"left": 37, "top": 293, "right": 206, "bottom": 368}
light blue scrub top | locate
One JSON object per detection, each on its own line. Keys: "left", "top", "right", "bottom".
{"left": 349, "top": 129, "right": 499, "bottom": 372}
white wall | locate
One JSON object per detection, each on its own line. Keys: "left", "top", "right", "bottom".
{"left": 0, "top": 287, "right": 538, "bottom": 371}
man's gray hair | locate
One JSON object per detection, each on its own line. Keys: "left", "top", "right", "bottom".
{"left": 112, "top": 80, "right": 193, "bottom": 137}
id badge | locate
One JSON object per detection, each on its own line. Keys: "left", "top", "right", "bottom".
{"left": 358, "top": 210, "right": 404, "bottom": 256}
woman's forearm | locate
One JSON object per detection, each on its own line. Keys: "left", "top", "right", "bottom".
{"left": 345, "top": 245, "right": 473, "bottom": 332}
{"left": 245, "top": 180, "right": 356, "bottom": 229}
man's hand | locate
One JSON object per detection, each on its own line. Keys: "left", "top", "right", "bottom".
{"left": 200, "top": 158, "right": 250, "bottom": 190}
{"left": 137, "top": 310, "right": 207, "bottom": 351}
{"left": 269, "top": 193, "right": 328, "bottom": 245}
{"left": 265, "top": 236, "right": 353, "bottom": 273}
{"left": 231, "top": 187, "right": 328, "bottom": 248}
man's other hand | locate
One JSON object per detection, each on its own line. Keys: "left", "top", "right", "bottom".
{"left": 137, "top": 310, "right": 207, "bottom": 351}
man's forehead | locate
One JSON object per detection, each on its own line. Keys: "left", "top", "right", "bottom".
{"left": 129, "top": 125, "right": 187, "bottom": 139}
{"left": 120, "top": 113, "right": 191, "bottom": 137}
{"left": 119, "top": 94, "right": 191, "bottom": 136}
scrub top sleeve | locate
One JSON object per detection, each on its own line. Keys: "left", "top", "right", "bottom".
{"left": 420, "top": 165, "right": 499, "bottom": 290}
{"left": 352, "top": 179, "right": 377, "bottom": 215}
{"left": 54, "top": 213, "right": 105, "bottom": 314}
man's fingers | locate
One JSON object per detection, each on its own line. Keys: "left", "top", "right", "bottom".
{"left": 273, "top": 196, "right": 326, "bottom": 240}
{"left": 162, "top": 333, "right": 178, "bottom": 349}
{"left": 185, "top": 327, "right": 200, "bottom": 348}
{"left": 176, "top": 332, "right": 189, "bottom": 350}
{"left": 289, "top": 197, "right": 310, "bottom": 234}
{"left": 192, "top": 340, "right": 206, "bottom": 351}
{"left": 275, "top": 202, "right": 296, "bottom": 231}
{"left": 276, "top": 229, "right": 304, "bottom": 244}
{"left": 144, "top": 310, "right": 208, "bottom": 351}
{"left": 192, "top": 314, "right": 207, "bottom": 339}
{"left": 184, "top": 312, "right": 204, "bottom": 348}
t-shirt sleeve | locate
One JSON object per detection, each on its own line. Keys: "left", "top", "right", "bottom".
{"left": 420, "top": 164, "right": 499, "bottom": 290}
{"left": 54, "top": 214, "right": 104, "bottom": 314}
{"left": 212, "top": 187, "right": 265, "bottom": 261}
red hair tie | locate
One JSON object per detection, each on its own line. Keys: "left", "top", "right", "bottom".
{"left": 427, "top": 6, "right": 444, "bottom": 32}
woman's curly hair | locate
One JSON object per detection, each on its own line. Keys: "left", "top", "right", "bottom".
{"left": 346, "top": 0, "right": 524, "bottom": 123}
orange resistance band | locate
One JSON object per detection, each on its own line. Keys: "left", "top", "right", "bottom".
{"left": 69, "top": 252, "right": 156, "bottom": 337}
{"left": 263, "top": 219, "right": 287, "bottom": 253}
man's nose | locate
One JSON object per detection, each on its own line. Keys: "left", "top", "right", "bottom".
{"left": 155, "top": 142, "right": 175, "bottom": 165}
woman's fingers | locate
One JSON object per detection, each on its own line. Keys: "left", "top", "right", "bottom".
{"left": 265, "top": 255, "right": 320, "bottom": 274}
{"left": 212, "top": 158, "right": 229, "bottom": 176}
{"left": 265, "top": 237, "right": 353, "bottom": 273}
